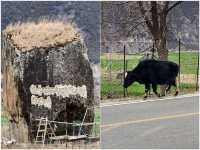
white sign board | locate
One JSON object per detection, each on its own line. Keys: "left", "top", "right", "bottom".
{"left": 30, "top": 84, "right": 87, "bottom": 108}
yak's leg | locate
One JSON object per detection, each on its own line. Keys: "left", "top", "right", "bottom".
{"left": 144, "top": 84, "right": 150, "bottom": 99}
{"left": 172, "top": 79, "right": 179, "bottom": 96}
{"left": 159, "top": 84, "right": 167, "bottom": 97}
{"left": 152, "top": 84, "right": 160, "bottom": 97}
{"left": 125, "top": 88, "right": 129, "bottom": 97}
{"left": 166, "top": 84, "right": 171, "bottom": 94}
{"left": 149, "top": 84, "right": 152, "bottom": 96}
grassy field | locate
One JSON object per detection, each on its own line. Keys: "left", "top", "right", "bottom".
{"left": 101, "top": 51, "right": 199, "bottom": 99}
{"left": 92, "top": 108, "right": 100, "bottom": 136}
{"left": 101, "top": 52, "right": 198, "bottom": 74}
{"left": 94, "top": 108, "right": 100, "bottom": 123}
{"left": 1, "top": 116, "right": 9, "bottom": 125}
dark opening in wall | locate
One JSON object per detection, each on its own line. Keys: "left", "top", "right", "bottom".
{"left": 54, "top": 102, "right": 87, "bottom": 136}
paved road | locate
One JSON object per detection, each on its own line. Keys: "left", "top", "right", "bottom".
{"left": 101, "top": 95, "right": 199, "bottom": 149}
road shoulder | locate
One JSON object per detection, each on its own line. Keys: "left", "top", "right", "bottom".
{"left": 101, "top": 92, "right": 199, "bottom": 107}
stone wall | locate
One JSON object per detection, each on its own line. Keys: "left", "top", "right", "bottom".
{"left": 2, "top": 22, "right": 95, "bottom": 142}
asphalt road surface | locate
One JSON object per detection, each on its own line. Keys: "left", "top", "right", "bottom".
{"left": 101, "top": 95, "right": 199, "bottom": 149}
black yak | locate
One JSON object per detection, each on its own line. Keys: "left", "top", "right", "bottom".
{"left": 123, "top": 59, "right": 179, "bottom": 98}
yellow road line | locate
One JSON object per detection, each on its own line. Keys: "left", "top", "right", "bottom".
{"left": 101, "top": 112, "right": 199, "bottom": 132}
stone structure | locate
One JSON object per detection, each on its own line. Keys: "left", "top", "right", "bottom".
{"left": 2, "top": 20, "right": 94, "bottom": 142}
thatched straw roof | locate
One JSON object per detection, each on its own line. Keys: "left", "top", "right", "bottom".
{"left": 4, "top": 19, "right": 80, "bottom": 52}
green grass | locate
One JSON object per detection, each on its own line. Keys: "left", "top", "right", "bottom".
{"left": 1, "top": 104, "right": 9, "bottom": 125}
{"left": 101, "top": 54, "right": 142, "bottom": 71}
{"left": 90, "top": 108, "right": 100, "bottom": 137}
{"left": 101, "top": 51, "right": 198, "bottom": 99}
{"left": 101, "top": 79, "right": 197, "bottom": 99}
{"left": 168, "top": 52, "right": 199, "bottom": 74}
{"left": 94, "top": 108, "right": 100, "bottom": 123}
{"left": 1, "top": 116, "right": 9, "bottom": 125}
{"left": 101, "top": 79, "right": 144, "bottom": 98}
{"left": 101, "top": 52, "right": 198, "bottom": 74}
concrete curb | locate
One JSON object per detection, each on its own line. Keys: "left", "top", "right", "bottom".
{"left": 101, "top": 93, "right": 199, "bottom": 107}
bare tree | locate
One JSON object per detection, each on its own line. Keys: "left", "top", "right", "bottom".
{"left": 137, "top": 2, "right": 182, "bottom": 95}
{"left": 138, "top": 1, "right": 182, "bottom": 60}
{"left": 102, "top": 1, "right": 182, "bottom": 60}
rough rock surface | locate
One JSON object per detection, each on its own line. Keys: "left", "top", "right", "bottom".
{"left": 1, "top": 1, "right": 101, "bottom": 107}
{"left": 2, "top": 21, "right": 94, "bottom": 142}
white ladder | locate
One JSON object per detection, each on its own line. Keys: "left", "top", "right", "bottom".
{"left": 35, "top": 117, "right": 56, "bottom": 145}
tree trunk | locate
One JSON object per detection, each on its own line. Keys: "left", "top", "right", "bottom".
{"left": 158, "top": 11, "right": 168, "bottom": 96}
{"left": 157, "top": 38, "right": 168, "bottom": 61}
{"left": 157, "top": 37, "right": 168, "bottom": 96}
{"left": 138, "top": 1, "right": 181, "bottom": 96}
{"left": 153, "top": 14, "right": 168, "bottom": 96}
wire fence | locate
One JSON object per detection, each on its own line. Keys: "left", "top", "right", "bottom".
{"left": 101, "top": 40, "right": 199, "bottom": 99}
{"left": 31, "top": 119, "right": 100, "bottom": 141}
{"left": 31, "top": 106, "right": 100, "bottom": 142}
{"left": 1, "top": 106, "right": 100, "bottom": 148}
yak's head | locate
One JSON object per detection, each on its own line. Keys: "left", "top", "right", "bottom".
{"left": 123, "top": 71, "right": 136, "bottom": 88}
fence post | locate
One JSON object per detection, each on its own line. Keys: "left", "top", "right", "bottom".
{"left": 109, "top": 53, "right": 112, "bottom": 81}
{"left": 196, "top": 52, "right": 199, "bottom": 91}
{"left": 123, "top": 44, "right": 126, "bottom": 97}
{"left": 152, "top": 43, "right": 155, "bottom": 59}
{"left": 125, "top": 60, "right": 129, "bottom": 96}
{"left": 125, "top": 60, "right": 128, "bottom": 72}
{"left": 178, "top": 38, "right": 181, "bottom": 86}
{"left": 73, "top": 121, "right": 75, "bottom": 136}
{"left": 94, "top": 122, "right": 97, "bottom": 137}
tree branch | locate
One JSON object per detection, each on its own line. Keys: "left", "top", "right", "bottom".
{"left": 112, "top": 2, "right": 129, "bottom": 5}
{"left": 166, "top": 1, "right": 182, "bottom": 13}
{"left": 102, "top": 16, "right": 144, "bottom": 25}
{"left": 164, "top": 1, "right": 169, "bottom": 12}
{"left": 128, "top": 21, "right": 146, "bottom": 32}
{"left": 151, "top": 2, "right": 159, "bottom": 32}
{"left": 138, "top": 1, "right": 154, "bottom": 35}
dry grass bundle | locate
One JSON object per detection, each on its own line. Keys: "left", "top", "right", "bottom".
{"left": 2, "top": 65, "right": 21, "bottom": 122}
{"left": 4, "top": 19, "right": 80, "bottom": 51}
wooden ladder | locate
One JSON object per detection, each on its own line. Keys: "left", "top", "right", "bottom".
{"left": 35, "top": 117, "right": 56, "bottom": 145}
{"left": 35, "top": 117, "right": 48, "bottom": 145}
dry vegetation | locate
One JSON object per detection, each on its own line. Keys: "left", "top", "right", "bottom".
{"left": 2, "top": 65, "right": 21, "bottom": 122}
{"left": 4, "top": 19, "right": 80, "bottom": 51}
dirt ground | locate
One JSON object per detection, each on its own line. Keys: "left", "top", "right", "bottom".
{"left": 1, "top": 111, "right": 100, "bottom": 149}
{"left": 1, "top": 140, "right": 100, "bottom": 149}
{"left": 179, "top": 74, "right": 198, "bottom": 84}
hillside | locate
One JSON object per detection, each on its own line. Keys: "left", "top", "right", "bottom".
{"left": 102, "top": 1, "right": 199, "bottom": 53}
{"left": 1, "top": 1, "right": 100, "bottom": 64}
